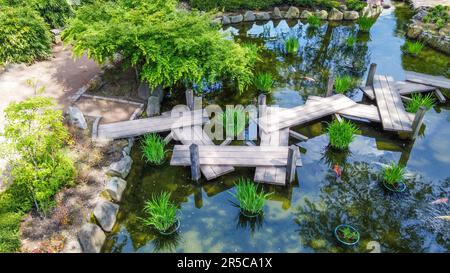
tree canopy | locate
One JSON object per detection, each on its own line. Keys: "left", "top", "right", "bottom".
{"left": 62, "top": 0, "right": 258, "bottom": 92}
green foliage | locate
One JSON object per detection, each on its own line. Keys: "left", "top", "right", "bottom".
{"left": 1, "top": 96, "right": 75, "bottom": 217}
{"left": 406, "top": 93, "right": 435, "bottom": 113}
{"left": 254, "top": 72, "right": 274, "bottom": 93}
{"left": 216, "top": 107, "right": 249, "bottom": 137}
{"left": 0, "top": 210, "right": 23, "bottom": 253}
{"left": 0, "top": 6, "right": 52, "bottom": 65}
{"left": 382, "top": 162, "right": 405, "bottom": 186}
{"left": 402, "top": 40, "right": 424, "bottom": 56}
{"left": 63, "top": 0, "right": 258, "bottom": 93}
{"left": 334, "top": 75, "right": 356, "bottom": 93}
{"left": 291, "top": 0, "right": 340, "bottom": 9}
{"left": 327, "top": 120, "right": 358, "bottom": 150}
{"left": 357, "top": 16, "right": 377, "bottom": 32}
{"left": 345, "top": 36, "right": 357, "bottom": 47}
{"left": 141, "top": 133, "right": 166, "bottom": 165}
{"left": 307, "top": 15, "right": 321, "bottom": 28}
{"left": 337, "top": 226, "right": 359, "bottom": 242}
{"left": 231, "top": 178, "right": 271, "bottom": 215}
{"left": 423, "top": 5, "right": 449, "bottom": 29}
{"left": 345, "top": 0, "right": 366, "bottom": 12}
{"left": 142, "top": 192, "right": 178, "bottom": 232}
{"left": 189, "top": 0, "right": 283, "bottom": 11}
{"left": 30, "top": 0, "right": 73, "bottom": 29}
{"left": 285, "top": 37, "right": 299, "bottom": 55}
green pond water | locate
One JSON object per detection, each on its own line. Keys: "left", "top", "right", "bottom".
{"left": 102, "top": 3, "right": 450, "bottom": 253}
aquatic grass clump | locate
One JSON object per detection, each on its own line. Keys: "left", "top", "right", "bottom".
{"left": 327, "top": 120, "right": 358, "bottom": 150}
{"left": 231, "top": 178, "right": 272, "bottom": 216}
{"left": 284, "top": 37, "right": 299, "bottom": 55}
{"left": 345, "top": 36, "right": 357, "bottom": 47}
{"left": 141, "top": 133, "right": 166, "bottom": 165}
{"left": 357, "top": 16, "right": 377, "bottom": 32}
{"left": 216, "top": 107, "right": 249, "bottom": 137}
{"left": 381, "top": 163, "right": 405, "bottom": 190}
{"left": 254, "top": 72, "right": 274, "bottom": 94}
{"left": 406, "top": 93, "right": 435, "bottom": 113}
{"left": 334, "top": 224, "right": 360, "bottom": 246}
{"left": 402, "top": 40, "right": 424, "bottom": 56}
{"left": 307, "top": 15, "right": 321, "bottom": 28}
{"left": 142, "top": 192, "right": 178, "bottom": 233}
{"left": 334, "top": 75, "right": 356, "bottom": 94}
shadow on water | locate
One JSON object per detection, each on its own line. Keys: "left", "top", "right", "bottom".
{"left": 103, "top": 3, "right": 450, "bottom": 253}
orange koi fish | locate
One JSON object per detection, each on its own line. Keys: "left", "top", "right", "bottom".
{"left": 333, "top": 164, "right": 342, "bottom": 178}
{"left": 430, "top": 198, "right": 448, "bottom": 205}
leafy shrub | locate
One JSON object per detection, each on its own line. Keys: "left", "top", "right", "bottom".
{"left": 345, "top": 0, "right": 366, "bottom": 12}
{"left": 357, "top": 16, "right": 377, "bottom": 32}
{"left": 402, "top": 40, "right": 424, "bottom": 56}
{"left": 0, "top": 6, "right": 52, "bottom": 64}
{"left": 0, "top": 210, "right": 23, "bottom": 253}
{"left": 327, "top": 120, "right": 358, "bottom": 150}
{"left": 231, "top": 178, "right": 271, "bottom": 215}
{"left": 285, "top": 37, "right": 299, "bottom": 55}
{"left": 189, "top": 0, "right": 283, "bottom": 11}
{"left": 307, "top": 14, "right": 321, "bottom": 28}
{"left": 216, "top": 107, "right": 249, "bottom": 137}
{"left": 334, "top": 75, "right": 356, "bottom": 93}
{"left": 254, "top": 72, "right": 274, "bottom": 93}
{"left": 291, "top": 0, "right": 340, "bottom": 9}
{"left": 423, "top": 5, "right": 449, "bottom": 29}
{"left": 142, "top": 192, "right": 178, "bottom": 232}
{"left": 141, "top": 133, "right": 166, "bottom": 165}
{"left": 30, "top": 0, "right": 73, "bottom": 29}
{"left": 382, "top": 162, "right": 405, "bottom": 187}
{"left": 406, "top": 93, "right": 435, "bottom": 113}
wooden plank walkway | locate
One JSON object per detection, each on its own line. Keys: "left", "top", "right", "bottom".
{"left": 170, "top": 145, "right": 293, "bottom": 167}
{"left": 405, "top": 71, "right": 450, "bottom": 90}
{"left": 96, "top": 109, "right": 206, "bottom": 139}
{"left": 373, "top": 75, "right": 412, "bottom": 132}
{"left": 362, "top": 81, "right": 437, "bottom": 99}
{"left": 172, "top": 125, "right": 234, "bottom": 180}
{"left": 257, "top": 94, "right": 357, "bottom": 133}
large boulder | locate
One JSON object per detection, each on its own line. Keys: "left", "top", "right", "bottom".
{"left": 407, "top": 23, "right": 423, "bottom": 39}
{"left": 315, "top": 10, "right": 328, "bottom": 20}
{"left": 272, "top": 7, "right": 282, "bottom": 19}
{"left": 68, "top": 107, "right": 87, "bottom": 130}
{"left": 285, "top": 6, "right": 300, "bottom": 19}
{"left": 93, "top": 200, "right": 119, "bottom": 232}
{"left": 77, "top": 223, "right": 106, "bottom": 253}
{"left": 106, "top": 155, "right": 133, "bottom": 179}
{"left": 243, "top": 11, "right": 256, "bottom": 22}
{"left": 137, "top": 82, "right": 150, "bottom": 100}
{"left": 344, "top": 11, "right": 359, "bottom": 20}
{"left": 328, "top": 8, "right": 343, "bottom": 21}
{"left": 230, "top": 14, "right": 243, "bottom": 24}
{"left": 300, "top": 10, "right": 313, "bottom": 19}
{"left": 105, "top": 177, "right": 127, "bottom": 202}
{"left": 63, "top": 238, "right": 82, "bottom": 253}
{"left": 222, "top": 15, "right": 231, "bottom": 25}
{"left": 255, "top": 12, "right": 271, "bottom": 21}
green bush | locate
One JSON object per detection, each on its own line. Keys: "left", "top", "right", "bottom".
{"left": 30, "top": 0, "right": 73, "bottom": 29}
{"left": 231, "top": 178, "right": 271, "bottom": 215}
{"left": 406, "top": 93, "right": 435, "bottom": 113}
{"left": 189, "top": 0, "right": 283, "bottom": 11}
{"left": 141, "top": 133, "right": 166, "bottom": 165}
{"left": 0, "top": 6, "right": 52, "bottom": 64}
{"left": 291, "top": 0, "right": 340, "bottom": 10}
{"left": 327, "top": 120, "right": 358, "bottom": 150}
{"left": 142, "top": 192, "right": 178, "bottom": 232}
{"left": 423, "top": 5, "right": 449, "bottom": 29}
{"left": 345, "top": 0, "right": 366, "bottom": 12}
{"left": 307, "top": 14, "right": 321, "bottom": 28}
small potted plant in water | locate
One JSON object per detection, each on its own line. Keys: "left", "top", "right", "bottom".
{"left": 141, "top": 133, "right": 167, "bottom": 165}
{"left": 381, "top": 162, "right": 407, "bottom": 193}
{"left": 334, "top": 224, "right": 360, "bottom": 246}
{"left": 142, "top": 191, "right": 180, "bottom": 235}
{"left": 254, "top": 72, "right": 274, "bottom": 94}
{"left": 231, "top": 178, "right": 272, "bottom": 217}
{"left": 327, "top": 120, "right": 358, "bottom": 150}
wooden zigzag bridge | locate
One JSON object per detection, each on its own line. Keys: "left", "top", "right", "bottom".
{"left": 93, "top": 64, "right": 449, "bottom": 186}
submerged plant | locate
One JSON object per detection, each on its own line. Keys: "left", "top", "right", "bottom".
{"left": 402, "top": 40, "right": 424, "bottom": 56}
{"left": 357, "top": 16, "right": 376, "bottom": 32}
{"left": 335, "top": 225, "right": 359, "bottom": 244}
{"left": 406, "top": 93, "right": 435, "bottom": 113}
{"left": 345, "top": 36, "right": 357, "bottom": 47}
{"left": 334, "top": 75, "right": 356, "bottom": 94}
{"left": 216, "top": 107, "right": 249, "bottom": 137}
{"left": 327, "top": 120, "right": 358, "bottom": 150}
{"left": 284, "top": 37, "right": 299, "bottom": 55}
{"left": 142, "top": 133, "right": 166, "bottom": 165}
{"left": 142, "top": 192, "right": 178, "bottom": 233}
{"left": 231, "top": 178, "right": 272, "bottom": 215}
{"left": 254, "top": 72, "right": 274, "bottom": 93}
{"left": 307, "top": 15, "right": 321, "bottom": 28}
{"left": 382, "top": 163, "right": 405, "bottom": 187}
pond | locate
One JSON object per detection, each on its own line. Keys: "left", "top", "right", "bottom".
{"left": 102, "top": 3, "right": 450, "bottom": 253}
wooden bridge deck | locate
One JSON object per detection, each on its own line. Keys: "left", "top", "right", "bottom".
{"left": 405, "top": 71, "right": 450, "bottom": 90}
{"left": 373, "top": 75, "right": 412, "bottom": 132}
{"left": 96, "top": 110, "right": 206, "bottom": 139}
{"left": 257, "top": 94, "right": 356, "bottom": 133}
{"left": 170, "top": 145, "right": 293, "bottom": 166}
{"left": 172, "top": 125, "right": 234, "bottom": 180}
{"left": 362, "top": 80, "right": 437, "bottom": 100}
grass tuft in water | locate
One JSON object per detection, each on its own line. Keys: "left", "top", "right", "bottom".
{"left": 142, "top": 191, "right": 178, "bottom": 232}
{"left": 334, "top": 75, "right": 356, "bottom": 94}
{"left": 345, "top": 36, "right": 357, "bottom": 47}
{"left": 307, "top": 15, "right": 321, "bottom": 28}
{"left": 406, "top": 93, "right": 435, "bottom": 113}
{"left": 402, "top": 40, "right": 424, "bottom": 56}
{"left": 142, "top": 133, "right": 166, "bottom": 165}
{"left": 231, "top": 178, "right": 271, "bottom": 215}
{"left": 382, "top": 163, "right": 405, "bottom": 187}
{"left": 284, "top": 37, "right": 299, "bottom": 55}
{"left": 327, "top": 120, "right": 358, "bottom": 150}
{"left": 357, "top": 16, "right": 377, "bottom": 32}
{"left": 254, "top": 72, "right": 274, "bottom": 94}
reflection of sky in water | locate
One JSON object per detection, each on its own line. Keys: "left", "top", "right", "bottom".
{"left": 104, "top": 4, "right": 450, "bottom": 253}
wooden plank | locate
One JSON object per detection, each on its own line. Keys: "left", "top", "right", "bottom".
{"left": 405, "top": 71, "right": 450, "bottom": 90}
{"left": 395, "top": 81, "right": 436, "bottom": 95}
{"left": 434, "top": 89, "right": 446, "bottom": 103}
{"left": 289, "top": 130, "right": 308, "bottom": 141}
{"left": 258, "top": 94, "right": 356, "bottom": 133}
{"left": 360, "top": 86, "right": 375, "bottom": 100}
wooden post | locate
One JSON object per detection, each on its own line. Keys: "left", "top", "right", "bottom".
{"left": 326, "top": 75, "right": 334, "bottom": 97}
{"left": 365, "top": 63, "right": 377, "bottom": 87}
{"left": 194, "top": 188, "right": 203, "bottom": 209}
{"left": 146, "top": 96, "right": 160, "bottom": 117}
{"left": 411, "top": 106, "right": 426, "bottom": 140}
{"left": 186, "top": 89, "right": 194, "bottom": 110}
{"left": 258, "top": 94, "right": 266, "bottom": 138}
{"left": 189, "top": 144, "right": 201, "bottom": 181}
{"left": 163, "top": 132, "right": 173, "bottom": 144}
{"left": 286, "top": 145, "right": 299, "bottom": 184}
{"left": 434, "top": 89, "right": 446, "bottom": 103}
{"left": 289, "top": 130, "right": 308, "bottom": 141}
{"left": 92, "top": 116, "right": 102, "bottom": 140}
